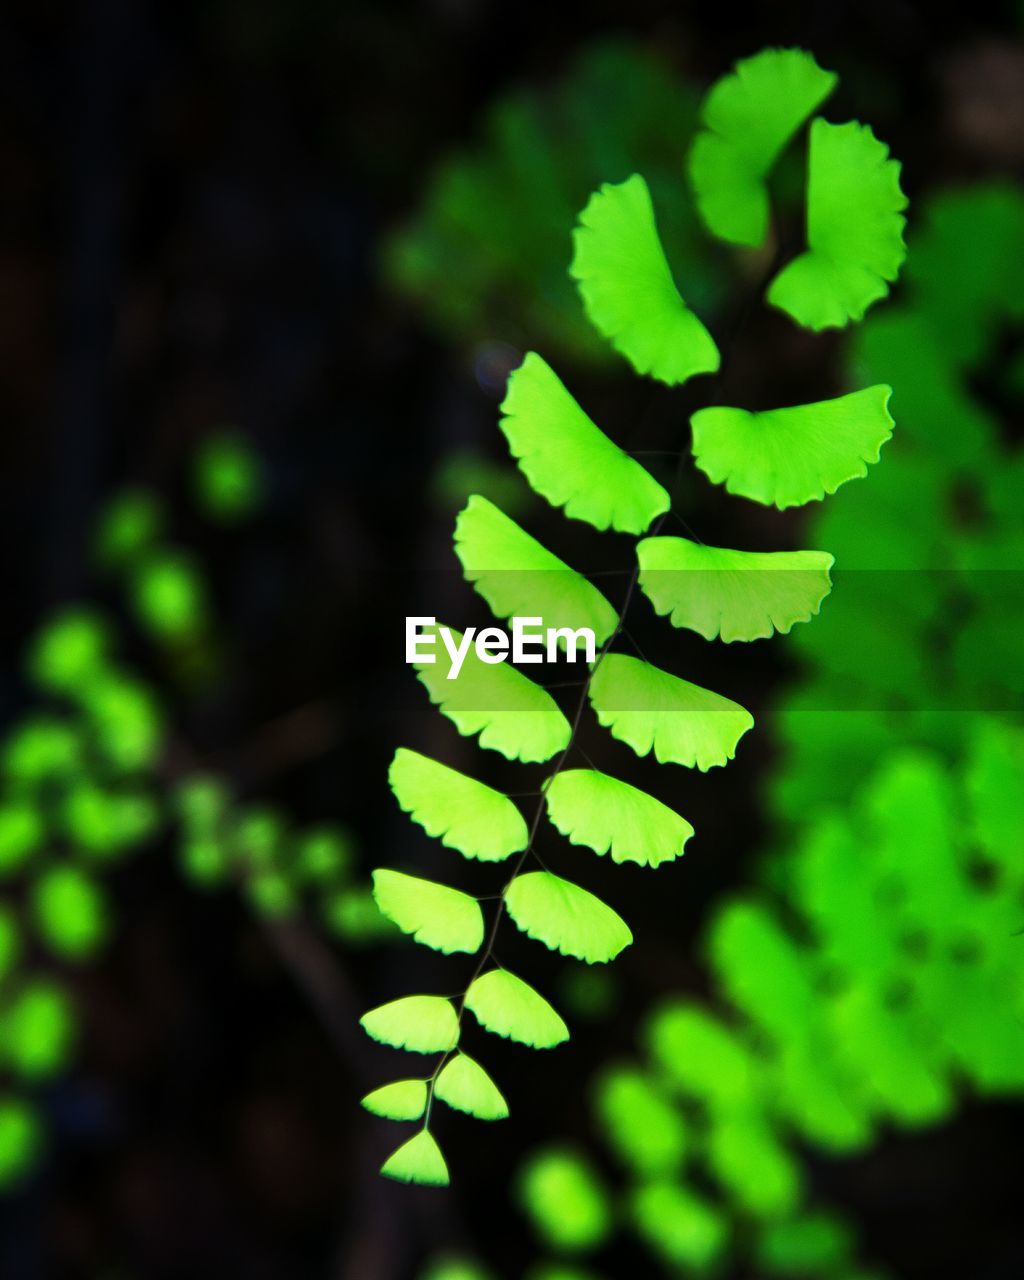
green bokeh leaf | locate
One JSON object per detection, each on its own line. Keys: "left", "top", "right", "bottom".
{"left": 506, "top": 871, "right": 632, "bottom": 964}
{"left": 372, "top": 869, "right": 484, "bottom": 955}
{"left": 545, "top": 769, "right": 692, "bottom": 867}
{"left": 435, "top": 1053, "right": 509, "bottom": 1120}
{"left": 631, "top": 1180, "right": 727, "bottom": 1269}
{"left": 0, "top": 1097, "right": 41, "bottom": 1188}
{"left": 689, "top": 47, "right": 836, "bottom": 246}
{"left": 589, "top": 653, "right": 753, "bottom": 770}
{"left": 455, "top": 496, "right": 617, "bottom": 645}
{"left": 360, "top": 995, "right": 459, "bottom": 1054}
{"left": 465, "top": 970, "right": 569, "bottom": 1048}
{"left": 691, "top": 386, "right": 894, "bottom": 509}
{"left": 388, "top": 748, "right": 528, "bottom": 862}
{"left": 637, "top": 536, "right": 834, "bottom": 641}
{"left": 3, "top": 981, "right": 75, "bottom": 1080}
{"left": 518, "top": 1148, "right": 610, "bottom": 1252}
{"left": 33, "top": 866, "right": 108, "bottom": 960}
{"left": 768, "top": 119, "right": 907, "bottom": 330}
{"left": 594, "top": 1066, "right": 686, "bottom": 1176}
{"left": 571, "top": 174, "right": 720, "bottom": 385}
{"left": 499, "top": 352, "right": 668, "bottom": 533}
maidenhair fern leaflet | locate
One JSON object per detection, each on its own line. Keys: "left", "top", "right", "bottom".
{"left": 360, "top": 46, "right": 906, "bottom": 1185}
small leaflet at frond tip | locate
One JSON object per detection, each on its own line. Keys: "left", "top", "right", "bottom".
{"left": 588, "top": 654, "right": 754, "bottom": 771}
{"left": 464, "top": 969, "right": 569, "bottom": 1048}
{"left": 690, "top": 386, "right": 895, "bottom": 509}
{"left": 361, "top": 1079, "right": 427, "bottom": 1122}
{"left": 690, "top": 47, "right": 837, "bottom": 247}
{"left": 636, "top": 537, "right": 834, "bottom": 642}
{"left": 506, "top": 870, "right": 633, "bottom": 963}
{"left": 380, "top": 1129, "right": 450, "bottom": 1187}
{"left": 371, "top": 869, "right": 484, "bottom": 954}
{"left": 545, "top": 769, "right": 693, "bottom": 867}
{"left": 499, "top": 352, "right": 669, "bottom": 533}
{"left": 435, "top": 1053, "right": 510, "bottom": 1120}
{"left": 388, "top": 747, "right": 528, "bottom": 861}
{"left": 768, "top": 118, "right": 908, "bottom": 331}
{"left": 570, "top": 174, "right": 720, "bottom": 386}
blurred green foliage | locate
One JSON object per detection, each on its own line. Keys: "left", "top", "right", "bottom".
{"left": 0, "top": 429, "right": 387, "bottom": 1190}
{"left": 385, "top": 41, "right": 727, "bottom": 363}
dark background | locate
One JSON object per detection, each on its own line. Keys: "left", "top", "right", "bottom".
{"left": 0, "top": 1, "right": 1022, "bottom": 1277}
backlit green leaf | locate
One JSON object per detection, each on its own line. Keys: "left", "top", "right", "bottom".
{"left": 637, "top": 536, "right": 834, "bottom": 641}
{"left": 454, "top": 496, "right": 617, "bottom": 645}
{"left": 413, "top": 622, "right": 570, "bottom": 763}
{"left": 380, "top": 1128, "right": 450, "bottom": 1186}
{"left": 388, "top": 748, "right": 528, "bottom": 861}
{"left": 545, "top": 769, "right": 692, "bottom": 867}
{"left": 372, "top": 869, "right": 484, "bottom": 954}
{"left": 571, "top": 174, "right": 720, "bottom": 385}
{"left": 589, "top": 653, "right": 753, "bottom": 770}
{"left": 689, "top": 47, "right": 836, "bottom": 246}
{"left": 499, "top": 352, "right": 668, "bottom": 533}
{"left": 465, "top": 969, "right": 569, "bottom": 1048}
{"left": 691, "top": 386, "right": 894, "bottom": 509}
{"left": 361, "top": 1079, "right": 427, "bottom": 1121}
{"left": 360, "top": 995, "right": 459, "bottom": 1054}
{"left": 506, "top": 871, "right": 632, "bottom": 963}
{"left": 768, "top": 119, "right": 907, "bottom": 330}
{"left": 435, "top": 1053, "right": 509, "bottom": 1120}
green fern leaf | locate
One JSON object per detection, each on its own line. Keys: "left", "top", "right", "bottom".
{"left": 360, "top": 1079, "right": 428, "bottom": 1121}
{"left": 506, "top": 871, "right": 632, "bottom": 963}
{"left": 371, "top": 869, "right": 484, "bottom": 954}
{"left": 768, "top": 119, "right": 907, "bottom": 330}
{"left": 435, "top": 1053, "right": 510, "bottom": 1120}
{"left": 636, "top": 536, "right": 834, "bottom": 641}
{"left": 380, "top": 1129, "right": 450, "bottom": 1186}
{"left": 499, "top": 352, "right": 669, "bottom": 533}
{"left": 413, "top": 622, "right": 570, "bottom": 763}
{"left": 570, "top": 174, "right": 720, "bottom": 385}
{"left": 360, "top": 995, "right": 459, "bottom": 1053}
{"left": 588, "top": 653, "right": 753, "bottom": 770}
{"left": 465, "top": 969, "right": 569, "bottom": 1048}
{"left": 454, "top": 496, "right": 617, "bottom": 644}
{"left": 388, "top": 748, "right": 528, "bottom": 861}
{"left": 689, "top": 47, "right": 836, "bottom": 246}
{"left": 545, "top": 769, "right": 692, "bottom": 867}
{"left": 691, "top": 386, "right": 894, "bottom": 509}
